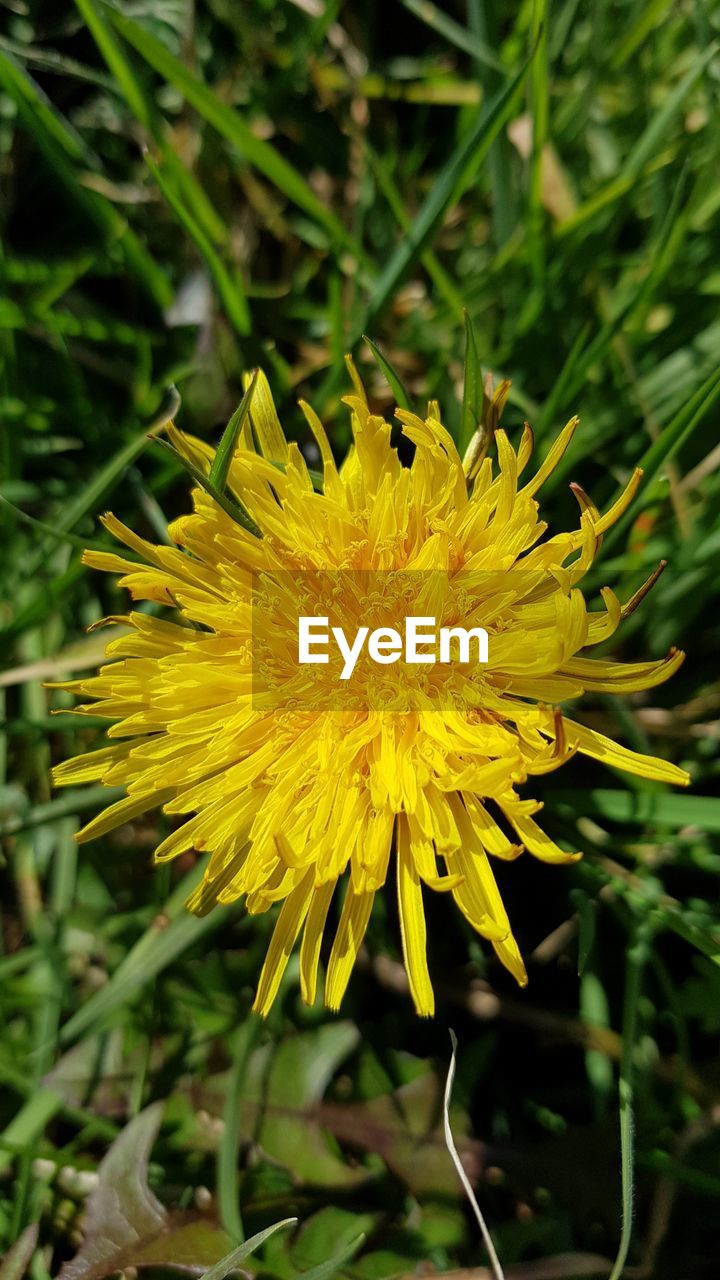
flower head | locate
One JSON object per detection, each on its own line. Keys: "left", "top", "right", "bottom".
{"left": 54, "top": 363, "right": 689, "bottom": 1016}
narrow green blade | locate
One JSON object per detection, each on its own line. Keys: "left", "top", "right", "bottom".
{"left": 460, "top": 310, "right": 482, "bottom": 452}
{"left": 154, "top": 439, "right": 263, "bottom": 538}
{"left": 362, "top": 336, "right": 412, "bottom": 411}
{"left": 209, "top": 371, "right": 259, "bottom": 491}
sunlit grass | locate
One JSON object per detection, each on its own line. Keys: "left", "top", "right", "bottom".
{"left": 1, "top": 2, "right": 719, "bottom": 1276}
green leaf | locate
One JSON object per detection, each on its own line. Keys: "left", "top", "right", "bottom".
{"left": 240, "top": 1023, "right": 366, "bottom": 1189}
{"left": 57, "top": 1103, "right": 167, "bottom": 1280}
{"left": 550, "top": 789, "right": 720, "bottom": 832}
{"left": 0, "top": 785, "right": 125, "bottom": 838}
{"left": 290, "top": 1209, "right": 373, "bottom": 1276}
{"left": 361, "top": 336, "right": 412, "bottom": 410}
{"left": 154, "top": 438, "right": 263, "bottom": 538}
{"left": 209, "top": 371, "right": 259, "bottom": 491}
{"left": 57, "top": 1103, "right": 236, "bottom": 1280}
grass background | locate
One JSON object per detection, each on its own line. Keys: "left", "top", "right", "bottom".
{"left": 1, "top": 1, "right": 720, "bottom": 1277}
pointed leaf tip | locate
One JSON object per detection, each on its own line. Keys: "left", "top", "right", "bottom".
{"left": 209, "top": 369, "right": 259, "bottom": 491}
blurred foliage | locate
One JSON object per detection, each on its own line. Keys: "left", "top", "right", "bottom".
{"left": 1, "top": 1, "right": 720, "bottom": 1277}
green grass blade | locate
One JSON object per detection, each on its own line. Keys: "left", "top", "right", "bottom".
{"left": 467, "top": 0, "right": 517, "bottom": 246}
{"left": 59, "top": 864, "right": 231, "bottom": 1045}
{"left": 0, "top": 497, "right": 107, "bottom": 554}
{"left": 156, "top": 142, "right": 229, "bottom": 248}
{"left": 610, "top": 0, "right": 673, "bottom": 69}
{"left": 297, "top": 1234, "right": 367, "bottom": 1280}
{"left": 558, "top": 43, "right": 718, "bottom": 237}
{"left": 400, "top": 0, "right": 503, "bottom": 72}
{"left": 460, "top": 309, "right": 482, "bottom": 452}
{"left": 362, "top": 140, "right": 465, "bottom": 320}
{"left": 0, "top": 33, "right": 115, "bottom": 90}
{"left": 154, "top": 439, "right": 262, "bottom": 537}
{"left": 75, "top": 0, "right": 226, "bottom": 243}
{"left": 527, "top": 0, "right": 549, "bottom": 296}
{"left": 0, "top": 559, "right": 86, "bottom": 647}
{"left": 0, "top": 52, "right": 171, "bottom": 308}
{"left": 361, "top": 336, "right": 412, "bottom": 410}
{"left": 73, "top": 0, "right": 150, "bottom": 125}
{"left": 144, "top": 149, "right": 251, "bottom": 336}
{"left": 361, "top": 50, "right": 534, "bottom": 333}
{"left": 0, "top": 47, "right": 88, "bottom": 161}
{"left": 106, "top": 6, "right": 366, "bottom": 266}
{"left": 608, "top": 917, "right": 652, "bottom": 1280}
{"left": 540, "top": 166, "right": 690, "bottom": 444}
{"left": 24, "top": 389, "right": 180, "bottom": 582}
{"left": 658, "top": 908, "right": 720, "bottom": 967}
{"left": 625, "top": 46, "right": 719, "bottom": 181}
{"left": 198, "top": 1219, "right": 297, "bottom": 1280}
{"left": 571, "top": 889, "right": 597, "bottom": 977}
{"left": 217, "top": 1018, "right": 260, "bottom": 1243}
{"left": 603, "top": 363, "right": 720, "bottom": 550}
{"left": 209, "top": 371, "right": 258, "bottom": 490}
{"left": 0, "top": 1090, "right": 63, "bottom": 1178}
{"left": 635, "top": 363, "right": 720, "bottom": 499}
{"left": 0, "top": 787, "right": 124, "bottom": 838}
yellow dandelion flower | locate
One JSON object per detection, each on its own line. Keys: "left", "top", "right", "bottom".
{"left": 53, "top": 363, "right": 689, "bottom": 1017}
